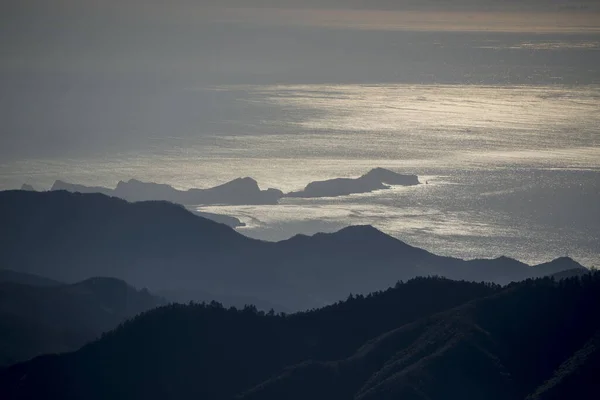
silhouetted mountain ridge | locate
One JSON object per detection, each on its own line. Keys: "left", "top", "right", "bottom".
{"left": 44, "top": 167, "right": 420, "bottom": 205}
{"left": 0, "top": 190, "right": 586, "bottom": 310}
{"left": 284, "top": 225, "right": 419, "bottom": 252}
{"left": 239, "top": 274, "right": 600, "bottom": 400}
{"left": 532, "top": 256, "right": 586, "bottom": 275}
{"left": 1, "top": 274, "right": 597, "bottom": 399}
{"left": 551, "top": 268, "right": 592, "bottom": 280}
{"left": 0, "top": 277, "right": 500, "bottom": 398}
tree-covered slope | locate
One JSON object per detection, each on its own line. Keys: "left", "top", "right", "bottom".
{"left": 2, "top": 274, "right": 598, "bottom": 399}
{"left": 241, "top": 274, "right": 600, "bottom": 400}
{"left": 0, "top": 277, "right": 497, "bottom": 399}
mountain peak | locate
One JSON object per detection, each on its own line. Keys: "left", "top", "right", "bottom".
{"left": 226, "top": 177, "right": 259, "bottom": 187}
{"left": 283, "top": 225, "right": 388, "bottom": 245}
{"left": 534, "top": 256, "right": 585, "bottom": 273}
{"left": 318, "top": 225, "right": 418, "bottom": 251}
{"left": 335, "top": 224, "right": 385, "bottom": 236}
{"left": 365, "top": 167, "right": 391, "bottom": 175}
{"left": 552, "top": 256, "right": 579, "bottom": 263}
{"left": 362, "top": 168, "right": 420, "bottom": 185}
{"left": 286, "top": 168, "right": 419, "bottom": 198}
{"left": 494, "top": 255, "right": 520, "bottom": 262}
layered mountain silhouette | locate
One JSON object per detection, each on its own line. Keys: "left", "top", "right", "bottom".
{"left": 1, "top": 274, "right": 597, "bottom": 399}
{"left": 0, "top": 274, "right": 164, "bottom": 366}
{"left": 286, "top": 168, "right": 419, "bottom": 198}
{"left": 239, "top": 274, "right": 600, "bottom": 400}
{"left": 551, "top": 267, "right": 592, "bottom": 280}
{"left": 51, "top": 177, "right": 284, "bottom": 205}
{"left": 0, "top": 190, "right": 585, "bottom": 311}
{"left": 26, "top": 181, "right": 245, "bottom": 227}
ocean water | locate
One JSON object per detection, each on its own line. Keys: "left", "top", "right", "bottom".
{"left": 2, "top": 84, "right": 599, "bottom": 266}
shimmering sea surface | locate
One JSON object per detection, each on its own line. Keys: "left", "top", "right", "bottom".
{"left": 2, "top": 84, "right": 599, "bottom": 266}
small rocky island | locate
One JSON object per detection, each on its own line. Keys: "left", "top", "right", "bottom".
{"left": 21, "top": 168, "right": 420, "bottom": 227}
{"left": 50, "top": 177, "right": 284, "bottom": 205}
{"left": 285, "top": 168, "right": 419, "bottom": 198}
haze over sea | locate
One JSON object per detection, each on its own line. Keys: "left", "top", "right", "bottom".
{"left": 1, "top": 26, "right": 599, "bottom": 267}
{"left": 3, "top": 82, "right": 598, "bottom": 267}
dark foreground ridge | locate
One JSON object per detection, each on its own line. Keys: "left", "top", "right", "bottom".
{"left": 0, "top": 190, "right": 586, "bottom": 311}
{"left": 286, "top": 167, "right": 420, "bottom": 198}
{"left": 0, "top": 275, "right": 164, "bottom": 366}
{"left": 1, "top": 274, "right": 598, "bottom": 400}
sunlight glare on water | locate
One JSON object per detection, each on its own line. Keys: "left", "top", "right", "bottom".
{"left": 2, "top": 84, "right": 598, "bottom": 266}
